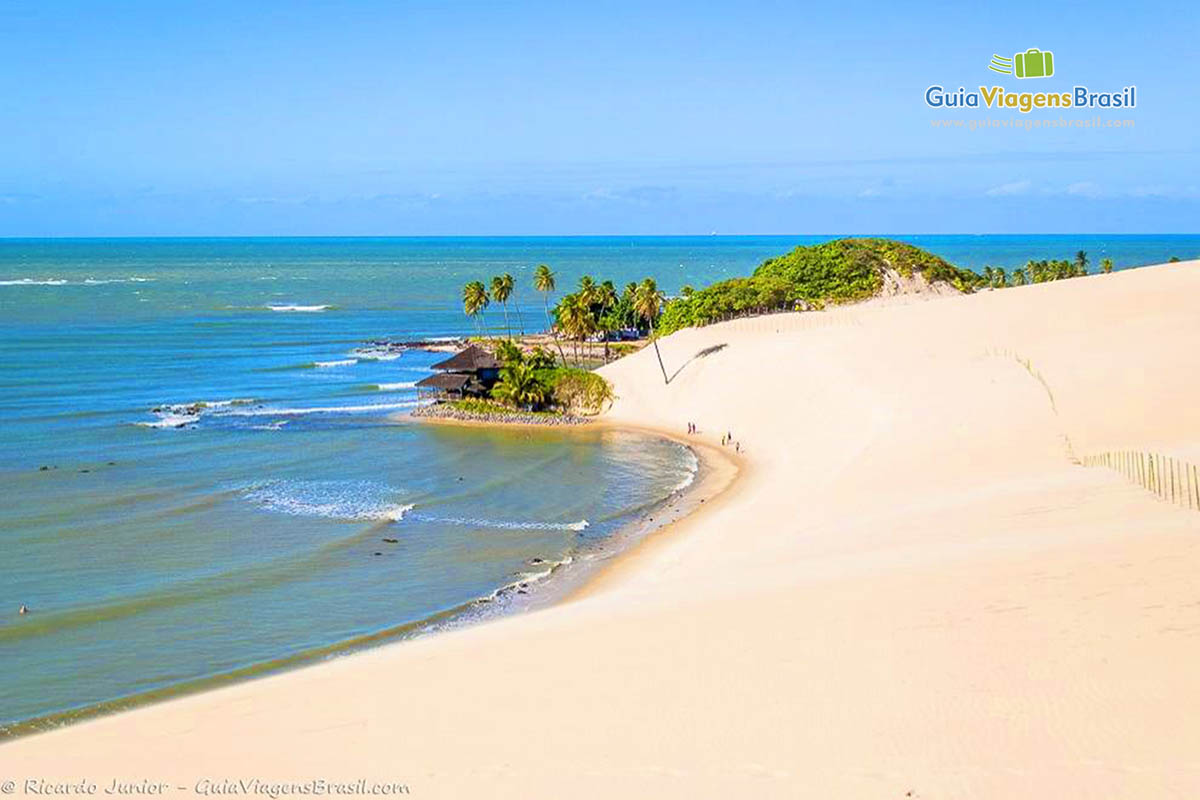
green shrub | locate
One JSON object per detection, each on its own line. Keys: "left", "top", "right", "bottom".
{"left": 541, "top": 368, "right": 614, "bottom": 415}
{"left": 658, "top": 238, "right": 984, "bottom": 335}
{"left": 753, "top": 238, "right": 982, "bottom": 302}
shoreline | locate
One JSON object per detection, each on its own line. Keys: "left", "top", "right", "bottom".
{"left": 8, "top": 260, "right": 1200, "bottom": 796}
{"left": 1, "top": 420, "right": 737, "bottom": 742}
{"left": 564, "top": 421, "right": 744, "bottom": 603}
{"left": 404, "top": 402, "right": 593, "bottom": 427}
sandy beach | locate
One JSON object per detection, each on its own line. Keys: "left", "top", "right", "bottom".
{"left": 6, "top": 259, "right": 1200, "bottom": 798}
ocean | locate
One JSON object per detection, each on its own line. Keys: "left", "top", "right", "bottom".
{"left": 1, "top": 234, "right": 1196, "bottom": 731}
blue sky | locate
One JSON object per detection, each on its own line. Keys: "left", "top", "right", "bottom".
{"left": 1, "top": 0, "right": 1197, "bottom": 235}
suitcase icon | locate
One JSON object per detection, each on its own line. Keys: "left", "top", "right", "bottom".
{"left": 1014, "top": 48, "right": 1054, "bottom": 79}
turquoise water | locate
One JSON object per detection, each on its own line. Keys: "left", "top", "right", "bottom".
{"left": 1, "top": 235, "right": 1196, "bottom": 730}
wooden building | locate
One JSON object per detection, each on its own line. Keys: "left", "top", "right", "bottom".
{"left": 414, "top": 344, "right": 500, "bottom": 398}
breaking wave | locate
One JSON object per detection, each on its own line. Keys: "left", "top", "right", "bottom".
{"left": 240, "top": 480, "right": 414, "bottom": 523}
{"left": 135, "top": 399, "right": 256, "bottom": 429}
{"left": 351, "top": 347, "right": 404, "bottom": 361}
{"left": 267, "top": 304, "right": 332, "bottom": 313}
{"left": 224, "top": 401, "right": 423, "bottom": 417}
{"left": 416, "top": 514, "right": 589, "bottom": 532}
{"left": 0, "top": 277, "right": 153, "bottom": 286}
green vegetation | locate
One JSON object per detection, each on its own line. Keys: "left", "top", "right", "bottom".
{"left": 492, "top": 361, "right": 548, "bottom": 410}
{"left": 461, "top": 281, "right": 489, "bottom": 336}
{"left": 486, "top": 343, "right": 613, "bottom": 415}
{"left": 658, "top": 238, "right": 981, "bottom": 335}
{"left": 756, "top": 238, "right": 980, "bottom": 299}
{"left": 551, "top": 275, "right": 660, "bottom": 366}
{"left": 489, "top": 273, "right": 516, "bottom": 337}
{"left": 447, "top": 398, "right": 563, "bottom": 418}
{"left": 545, "top": 368, "right": 615, "bottom": 415}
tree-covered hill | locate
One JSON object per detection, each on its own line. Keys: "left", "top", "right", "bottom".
{"left": 658, "top": 238, "right": 984, "bottom": 334}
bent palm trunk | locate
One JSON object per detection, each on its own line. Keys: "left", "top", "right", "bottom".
{"left": 648, "top": 321, "right": 668, "bottom": 384}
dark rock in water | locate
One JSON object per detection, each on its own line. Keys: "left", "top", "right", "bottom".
{"left": 39, "top": 466, "right": 49, "bottom": 471}
{"left": 373, "top": 552, "right": 383, "bottom": 556}
{"left": 106, "top": 461, "right": 116, "bottom": 466}
{"left": 382, "top": 537, "right": 399, "bottom": 544}
{"left": 529, "top": 557, "right": 546, "bottom": 565}
{"left": 516, "top": 589, "right": 528, "bottom": 595}
{"left": 79, "top": 469, "right": 90, "bottom": 473}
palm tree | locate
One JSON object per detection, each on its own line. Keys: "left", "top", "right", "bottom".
{"left": 493, "top": 361, "right": 548, "bottom": 411}
{"left": 558, "top": 293, "right": 594, "bottom": 366}
{"left": 533, "top": 264, "right": 567, "bottom": 366}
{"left": 982, "top": 266, "right": 995, "bottom": 288}
{"left": 534, "top": 264, "right": 556, "bottom": 324}
{"left": 597, "top": 280, "right": 618, "bottom": 362}
{"left": 1012, "top": 268, "right": 1028, "bottom": 286}
{"left": 995, "top": 267, "right": 1008, "bottom": 288}
{"left": 1075, "top": 250, "right": 1089, "bottom": 276}
{"left": 490, "top": 273, "right": 515, "bottom": 338}
{"left": 493, "top": 338, "right": 523, "bottom": 367}
{"left": 462, "top": 281, "right": 490, "bottom": 337}
{"left": 633, "top": 278, "right": 668, "bottom": 384}
{"left": 578, "top": 275, "right": 598, "bottom": 307}
{"left": 1101, "top": 257, "right": 1114, "bottom": 274}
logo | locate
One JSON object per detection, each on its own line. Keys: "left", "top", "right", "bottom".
{"left": 924, "top": 47, "right": 1135, "bottom": 114}
{"left": 989, "top": 48, "right": 1055, "bottom": 79}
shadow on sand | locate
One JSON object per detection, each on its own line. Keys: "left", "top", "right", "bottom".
{"left": 666, "top": 343, "right": 727, "bottom": 385}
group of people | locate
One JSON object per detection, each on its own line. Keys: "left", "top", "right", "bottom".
{"left": 685, "top": 422, "right": 742, "bottom": 453}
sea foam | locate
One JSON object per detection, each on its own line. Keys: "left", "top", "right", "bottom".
{"left": 267, "top": 304, "right": 331, "bottom": 312}
{"left": 241, "top": 480, "right": 414, "bottom": 523}
{"left": 418, "top": 515, "right": 589, "bottom": 532}
{"left": 0, "top": 277, "right": 153, "bottom": 286}
{"left": 224, "top": 401, "right": 423, "bottom": 417}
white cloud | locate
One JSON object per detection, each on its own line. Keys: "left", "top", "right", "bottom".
{"left": 1065, "top": 181, "right": 1103, "bottom": 198}
{"left": 984, "top": 179, "right": 1032, "bottom": 197}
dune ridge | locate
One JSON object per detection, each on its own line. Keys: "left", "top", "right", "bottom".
{"left": 5, "top": 260, "right": 1200, "bottom": 798}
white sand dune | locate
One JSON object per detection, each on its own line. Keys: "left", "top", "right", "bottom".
{"left": 7, "top": 260, "right": 1200, "bottom": 798}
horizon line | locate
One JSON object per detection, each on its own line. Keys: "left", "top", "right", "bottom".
{"left": 1, "top": 232, "right": 1197, "bottom": 241}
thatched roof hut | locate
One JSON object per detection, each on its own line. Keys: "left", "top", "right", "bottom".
{"left": 429, "top": 344, "right": 498, "bottom": 372}
{"left": 415, "top": 344, "right": 500, "bottom": 397}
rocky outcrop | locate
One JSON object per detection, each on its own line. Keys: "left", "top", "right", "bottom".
{"left": 411, "top": 403, "right": 590, "bottom": 427}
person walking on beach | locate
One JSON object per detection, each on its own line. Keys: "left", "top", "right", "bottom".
{"left": 19, "top": 604, "right": 28, "bottom": 615}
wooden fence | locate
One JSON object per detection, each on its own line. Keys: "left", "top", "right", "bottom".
{"left": 1081, "top": 450, "right": 1200, "bottom": 511}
